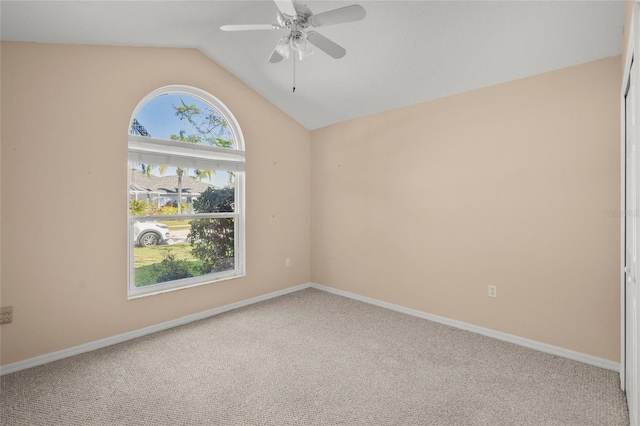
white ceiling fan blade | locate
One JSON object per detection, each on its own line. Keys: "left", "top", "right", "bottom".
{"left": 220, "top": 24, "right": 280, "bottom": 31}
{"left": 306, "top": 31, "right": 346, "bottom": 59}
{"left": 274, "top": 0, "right": 297, "bottom": 18}
{"left": 310, "top": 5, "right": 366, "bottom": 27}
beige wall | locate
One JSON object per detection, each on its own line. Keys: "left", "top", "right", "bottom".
{"left": 311, "top": 57, "right": 622, "bottom": 361}
{"left": 0, "top": 42, "right": 311, "bottom": 365}
{"left": 0, "top": 41, "right": 623, "bottom": 366}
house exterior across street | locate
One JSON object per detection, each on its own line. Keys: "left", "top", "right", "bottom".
{"left": 129, "top": 168, "right": 219, "bottom": 212}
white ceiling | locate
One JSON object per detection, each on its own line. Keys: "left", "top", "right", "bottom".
{"left": 1, "top": 1, "right": 625, "bottom": 130}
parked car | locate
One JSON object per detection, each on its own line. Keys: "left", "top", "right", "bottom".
{"left": 133, "top": 221, "right": 170, "bottom": 247}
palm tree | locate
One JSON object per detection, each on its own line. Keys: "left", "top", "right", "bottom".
{"left": 193, "top": 169, "right": 213, "bottom": 181}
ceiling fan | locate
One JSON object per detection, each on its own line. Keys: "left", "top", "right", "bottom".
{"left": 220, "top": 0, "right": 366, "bottom": 63}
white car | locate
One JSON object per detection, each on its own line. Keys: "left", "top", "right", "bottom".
{"left": 133, "top": 221, "right": 170, "bottom": 247}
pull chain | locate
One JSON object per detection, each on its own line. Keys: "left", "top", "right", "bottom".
{"left": 292, "top": 54, "right": 296, "bottom": 94}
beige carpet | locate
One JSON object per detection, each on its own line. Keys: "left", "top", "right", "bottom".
{"left": 0, "top": 288, "right": 629, "bottom": 425}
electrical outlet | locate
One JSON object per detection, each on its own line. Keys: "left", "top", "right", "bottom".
{"left": 488, "top": 285, "right": 497, "bottom": 298}
{"left": 285, "top": 258, "right": 291, "bottom": 267}
{"left": 0, "top": 306, "right": 13, "bottom": 324}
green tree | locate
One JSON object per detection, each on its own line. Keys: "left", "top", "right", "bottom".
{"left": 170, "top": 100, "right": 234, "bottom": 213}
{"left": 129, "top": 199, "right": 150, "bottom": 216}
{"left": 154, "top": 250, "right": 193, "bottom": 283}
{"left": 173, "top": 99, "right": 233, "bottom": 147}
{"left": 193, "top": 169, "right": 213, "bottom": 181}
{"left": 188, "top": 187, "right": 235, "bottom": 274}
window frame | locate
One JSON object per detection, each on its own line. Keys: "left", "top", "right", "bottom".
{"left": 127, "top": 85, "right": 245, "bottom": 299}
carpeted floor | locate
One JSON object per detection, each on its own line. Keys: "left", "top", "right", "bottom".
{"left": 0, "top": 288, "right": 629, "bottom": 425}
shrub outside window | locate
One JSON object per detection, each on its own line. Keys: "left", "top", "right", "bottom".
{"left": 127, "top": 86, "right": 245, "bottom": 298}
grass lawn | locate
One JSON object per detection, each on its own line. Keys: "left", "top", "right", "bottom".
{"left": 158, "top": 219, "right": 191, "bottom": 230}
{"left": 134, "top": 243, "right": 202, "bottom": 287}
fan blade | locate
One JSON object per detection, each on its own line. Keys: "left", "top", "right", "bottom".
{"left": 274, "top": 0, "right": 297, "bottom": 17}
{"left": 220, "top": 24, "right": 280, "bottom": 31}
{"left": 269, "top": 49, "right": 284, "bottom": 63}
{"left": 310, "top": 5, "right": 366, "bottom": 27}
{"left": 306, "top": 31, "right": 346, "bottom": 59}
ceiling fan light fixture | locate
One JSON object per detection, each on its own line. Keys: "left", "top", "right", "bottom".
{"left": 275, "top": 36, "right": 291, "bottom": 58}
{"left": 298, "top": 45, "right": 314, "bottom": 60}
{"left": 289, "top": 31, "right": 308, "bottom": 51}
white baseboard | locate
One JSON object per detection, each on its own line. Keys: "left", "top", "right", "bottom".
{"left": 2, "top": 281, "right": 619, "bottom": 375}
{"left": 310, "top": 282, "right": 620, "bottom": 372}
{"left": 0, "top": 282, "right": 312, "bottom": 376}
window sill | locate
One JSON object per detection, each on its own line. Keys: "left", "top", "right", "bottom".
{"left": 127, "top": 272, "right": 246, "bottom": 300}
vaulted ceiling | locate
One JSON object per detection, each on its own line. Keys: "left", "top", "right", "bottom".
{"left": 1, "top": 1, "right": 625, "bottom": 130}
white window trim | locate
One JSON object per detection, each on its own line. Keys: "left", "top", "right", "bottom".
{"left": 128, "top": 136, "right": 245, "bottom": 173}
{"left": 127, "top": 85, "right": 245, "bottom": 299}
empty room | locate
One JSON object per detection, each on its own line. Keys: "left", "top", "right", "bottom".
{"left": 1, "top": 1, "right": 639, "bottom": 425}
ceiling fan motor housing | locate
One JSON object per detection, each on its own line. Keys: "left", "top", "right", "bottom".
{"left": 277, "top": 4, "right": 313, "bottom": 30}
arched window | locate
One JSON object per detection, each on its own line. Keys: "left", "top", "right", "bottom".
{"left": 127, "top": 86, "right": 245, "bottom": 298}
